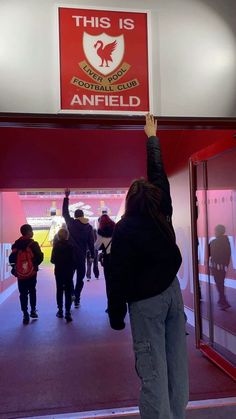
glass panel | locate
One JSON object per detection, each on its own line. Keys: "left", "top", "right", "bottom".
{"left": 195, "top": 147, "right": 236, "bottom": 366}
{"left": 206, "top": 147, "right": 236, "bottom": 365}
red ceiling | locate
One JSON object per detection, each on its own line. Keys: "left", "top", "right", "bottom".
{"left": 0, "top": 118, "right": 235, "bottom": 189}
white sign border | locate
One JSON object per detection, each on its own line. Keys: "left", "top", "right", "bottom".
{"left": 56, "top": 4, "right": 153, "bottom": 116}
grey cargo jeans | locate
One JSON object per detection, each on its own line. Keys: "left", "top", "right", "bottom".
{"left": 129, "top": 277, "right": 189, "bottom": 419}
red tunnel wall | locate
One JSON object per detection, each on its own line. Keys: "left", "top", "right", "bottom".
{"left": 0, "top": 192, "right": 26, "bottom": 292}
{"left": 0, "top": 127, "right": 235, "bottom": 189}
{"left": 0, "top": 125, "right": 235, "bottom": 301}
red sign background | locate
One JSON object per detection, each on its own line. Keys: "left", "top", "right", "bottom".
{"left": 58, "top": 7, "right": 150, "bottom": 113}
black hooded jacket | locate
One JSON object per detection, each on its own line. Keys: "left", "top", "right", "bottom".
{"left": 108, "top": 136, "right": 182, "bottom": 330}
{"left": 62, "top": 198, "right": 95, "bottom": 261}
{"left": 51, "top": 239, "right": 75, "bottom": 276}
{"left": 9, "top": 237, "right": 44, "bottom": 275}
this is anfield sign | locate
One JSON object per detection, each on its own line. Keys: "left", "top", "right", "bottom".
{"left": 58, "top": 7, "right": 152, "bottom": 114}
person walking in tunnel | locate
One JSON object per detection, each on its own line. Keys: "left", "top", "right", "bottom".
{"left": 62, "top": 189, "right": 95, "bottom": 307}
{"left": 51, "top": 228, "right": 75, "bottom": 322}
{"left": 95, "top": 214, "right": 115, "bottom": 311}
{"left": 86, "top": 228, "right": 100, "bottom": 281}
{"left": 9, "top": 224, "right": 44, "bottom": 324}
{"left": 108, "top": 114, "right": 188, "bottom": 419}
{"left": 209, "top": 224, "right": 231, "bottom": 310}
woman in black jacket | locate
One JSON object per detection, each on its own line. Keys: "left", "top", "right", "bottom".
{"left": 108, "top": 114, "right": 188, "bottom": 419}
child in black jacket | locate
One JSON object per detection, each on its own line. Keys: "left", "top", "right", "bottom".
{"left": 51, "top": 228, "right": 75, "bottom": 322}
{"left": 9, "top": 223, "right": 44, "bottom": 324}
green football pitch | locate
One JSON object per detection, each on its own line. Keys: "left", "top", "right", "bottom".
{"left": 33, "top": 229, "right": 52, "bottom": 265}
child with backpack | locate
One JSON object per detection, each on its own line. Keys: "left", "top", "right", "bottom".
{"left": 50, "top": 228, "right": 75, "bottom": 322}
{"left": 9, "top": 224, "right": 44, "bottom": 324}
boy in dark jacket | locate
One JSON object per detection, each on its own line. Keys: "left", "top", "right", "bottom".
{"left": 51, "top": 228, "right": 75, "bottom": 322}
{"left": 62, "top": 189, "right": 95, "bottom": 307}
{"left": 9, "top": 224, "right": 44, "bottom": 324}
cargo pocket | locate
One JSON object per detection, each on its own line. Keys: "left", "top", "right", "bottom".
{"left": 133, "top": 341, "right": 155, "bottom": 381}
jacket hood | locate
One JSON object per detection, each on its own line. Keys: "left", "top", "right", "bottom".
{"left": 75, "top": 216, "right": 89, "bottom": 224}
{"left": 54, "top": 239, "right": 71, "bottom": 248}
{"left": 13, "top": 237, "right": 33, "bottom": 250}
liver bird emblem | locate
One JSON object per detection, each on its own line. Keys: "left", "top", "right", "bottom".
{"left": 94, "top": 40, "right": 117, "bottom": 67}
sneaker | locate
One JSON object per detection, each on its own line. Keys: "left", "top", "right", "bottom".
{"left": 23, "top": 313, "right": 30, "bottom": 324}
{"left": 74, "top": 300, "right": 80, "bottom": 308}
{"left": 71, "top": 295, "right": 76, "bottom": 302}
{"left": 56, "top": 310, "right": 64, "bottom": 318}
{"left": 65, "top": 312, "right": 73, "bottom": 322}
{"left": 219, "top": 302, "right": 231, "bottom": 310}
{"left": 30, "top": 310, "right": 38, "bottom": 319}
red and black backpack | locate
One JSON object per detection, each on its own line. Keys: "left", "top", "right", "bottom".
{"left": 15, "top": 243, "right": 36, "bottom": 279}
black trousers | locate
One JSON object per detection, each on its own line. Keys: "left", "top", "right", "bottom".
{"left": 211, "top": 268, "right": 228, "bottom": 304}
{"left": 71, "top": 260, "right": 86, "bottom": 303}
{"left": 55, "top": 273, "right": 74, "bottom": 312}
{"left": 17, "top": 275, "right": 37, "bottom": 314}
{"left": 103, "top": 254, "right": 111, "bottom": 302}
{"left": 86, "top": 250, "right": 99, "bottom": 278}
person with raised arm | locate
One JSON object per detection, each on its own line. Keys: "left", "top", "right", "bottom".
{"left": 108, "top": 114, "right": 189, "bottom": 419}
{"left": 62, "top": 189, "right": 94, "bottom": 307}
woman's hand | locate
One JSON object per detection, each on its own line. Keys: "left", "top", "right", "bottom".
{"left": 144, "top": 113, "right": 157, "bottom": 138}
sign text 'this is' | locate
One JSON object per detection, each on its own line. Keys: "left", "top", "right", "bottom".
{"left": 72, "top": 16, "right": 135, "bottom": 30}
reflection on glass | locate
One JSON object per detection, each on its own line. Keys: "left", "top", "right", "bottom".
{"left": 209, "top": 224, "right": 231, "bottom": 311}
{"left": 195, "top": 145, "right": 236, "bottom": 366}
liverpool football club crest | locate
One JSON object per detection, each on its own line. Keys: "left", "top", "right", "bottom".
{"left": 71, "top": 32, "right": 139, "bottom": 94}
{"left": 59, "top": 7, "right": 151, "bottom": 113}
{"left": 83, "top": 32, "right": 124, "bottom": 75}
